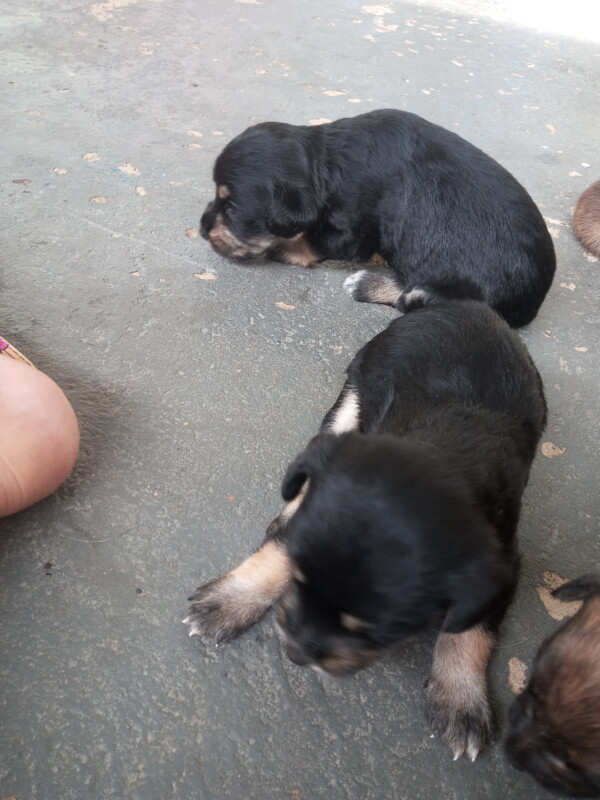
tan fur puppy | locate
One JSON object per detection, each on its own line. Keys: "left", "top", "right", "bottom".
{"left": 573, "top": 181, "right": 600, "bottom": 257}
{"left": 506, "top": 575, "right": 600, "bottom": 797}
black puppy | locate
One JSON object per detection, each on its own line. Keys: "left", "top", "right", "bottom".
{"left": 506, "top": 575, "right": 600, "bottom": 797}
{"left": 199, "top": 109, "right": 555, "bottom": 327}
{"left": 184, "top": 300, "right": 547, "bottom": 760}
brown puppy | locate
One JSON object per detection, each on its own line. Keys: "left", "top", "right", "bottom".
{"left": 506, "top": 575, "right": 600, "bottom": 797}
{"left": 573, "top": 181, "right": 600, "bottom": 257}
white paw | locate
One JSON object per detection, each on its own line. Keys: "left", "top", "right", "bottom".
{"left": 343, "top": 270, "right": 368, "bottom": 297}
{"left": 182, "top": 615, "right": 204, "bottom": 638}
{"left": 402, "top": 288, "right": 428, "bottom": 305}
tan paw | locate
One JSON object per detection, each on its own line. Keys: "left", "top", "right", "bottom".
{"left": 425, "top": 675, "right": 492, "bottom": 761}
{"left": 184, "top": 573, "right": 272, "bottom": 642}
{"left": 183, "top": 541, "right": 291, "bottom": 643}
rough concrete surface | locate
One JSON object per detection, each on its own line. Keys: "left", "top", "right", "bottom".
{"left": 0, "top": 1, "right": 599, "bottom": 798}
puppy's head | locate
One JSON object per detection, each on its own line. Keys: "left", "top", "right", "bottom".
{"left": 199, "top": 122, "right": 319, "bottom": 261}
{"left": 276, "top": 432, "right": 515, "bottom": 676}
{"left": 506, "top": 575, "right": 600, "bottom": 797}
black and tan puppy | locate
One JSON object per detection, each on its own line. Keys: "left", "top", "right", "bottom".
{"left": 506, "top": 575, "right": 600, "bottom": 797}
{"left": 199, "top": 109, "right": 556, "bottom": 327}
{"left": 184, "top": 300, "right": 547, "bottom": 760}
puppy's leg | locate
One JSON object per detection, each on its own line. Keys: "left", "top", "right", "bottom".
{"left": 425, "top": 625, "right": 495, "bottom": 761}
{"left": 272, "top": 233, "right": 319, "bottom": 268}
{"left": 184, "top": 535, "right": 293, "bottom": 643}
{"left": 185, "top": 479, "right": 315, "bottom": 642}
{"left": 184, "top": 383, "right": 363, "bottom": 642}
{"left": 343, "top": 270, "right": 403, "bottom": 307}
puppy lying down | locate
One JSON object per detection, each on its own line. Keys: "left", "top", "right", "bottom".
{"left": 185, "top": 300, "right": 547, "bottom": 760}
{"left": 200, "top": 109, "right": 556, "bottom": 327}
{"left": 507, "top": 575, "right": 600, "bottom": 797}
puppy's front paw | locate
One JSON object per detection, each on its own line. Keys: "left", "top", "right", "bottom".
{"left": 425, "top": 674, "right": 492, "bottom": 762}
{"left": 184, "top": 573, "right": 270, "bottom": 643}
{"left": 343, "top": 271, "right": 402, "bottom": 307}
{"left": 184, "top": 542, "right": 291, "bottom": 643}
{"left": 425, "top": 626, "right": 495, "bottom": 760}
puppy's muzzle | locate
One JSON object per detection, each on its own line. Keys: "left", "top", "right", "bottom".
{"left": 201, "top": 210, "right": 275, "bottom": 261}
{"left": 199, "top": 202, "right": 216, "bottom": 240}
{"left": 281, "top": 627, "right": 380, "bottom": 675}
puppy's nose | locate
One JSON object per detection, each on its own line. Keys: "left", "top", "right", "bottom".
{"left": 286, "top": 640, "right": 313, "bottom": 667}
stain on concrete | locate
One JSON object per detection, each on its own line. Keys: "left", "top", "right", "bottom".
{"left": 118, "top": 162, "right": 140, "bottom": 176}
{"left": 194, "top": 272, "right": 217, "bottom": 280}
{"left": 88, "top": 0, "right": 163, "bottom": 23}
{"left": 540, "top": 441, "right": 566, "bottom": 458}
{"left": 537, "top": 571, "right": 582, "bottom": 620}
{"left": 508, "top": 656, "right": 528, "bottom": 694}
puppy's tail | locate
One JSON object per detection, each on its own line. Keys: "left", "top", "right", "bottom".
{"left": 343, "top": 270, "right": 483, "bottom": 312}
{"left": 552, "top": 574, "right": 600, "bottom": 603}
{"left": 572, "top": 180, "right": 600, "bottom": 257}
{"left": 397, "top": 277, "right": 484, "bottom": 313}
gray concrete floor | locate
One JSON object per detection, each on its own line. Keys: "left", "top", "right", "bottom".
{"left": 1, "top": 1, "right": 599, "bottom": 798}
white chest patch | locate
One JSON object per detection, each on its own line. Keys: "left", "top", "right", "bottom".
{"left": 329, "top": 389, "right": 361, "bottom": 434}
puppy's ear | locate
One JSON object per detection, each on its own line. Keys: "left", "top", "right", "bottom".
{"left": 442, "top": 551, "right": 516, "bottom": 634}
{"left": 281, "top": 434, "right": 339, "bottom": 501}
{"left": 552, "top": 574, "right": 600, "bottom": 602}
{"left": 266, "top": 184, "right": 318, "bottom": 238}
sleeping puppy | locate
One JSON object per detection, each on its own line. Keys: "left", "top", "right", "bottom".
{"left": 184, "top": 300, "right": 547, "bottom": 760}
{"left": 199, "top": 109, "right": 556, "bottom": 327}
{"left": 506, "top": 575, "right": 600, "bottom": 796}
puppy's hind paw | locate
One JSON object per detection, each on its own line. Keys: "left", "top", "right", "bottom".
{"left": 343, "top": 270, "right": 370, "bottom": 298}
{"left": 425, "top": 676, "right": 492, "bottom": 762}
{"left": 343, "top": 271, "right": 402, "bottom": 307}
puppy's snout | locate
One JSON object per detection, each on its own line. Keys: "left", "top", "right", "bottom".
{"left": 200, "top": 202, "right": 216, "bottom": 239}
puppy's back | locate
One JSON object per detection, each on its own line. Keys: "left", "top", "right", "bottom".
{"left": 326, "top": 110, "right": 556, "bottom": 327}
{"left": 573, "top": 180, "right": 600, "bottom": 257}
{"left": 350, "top": 301, "right": 546, "bottom": 447}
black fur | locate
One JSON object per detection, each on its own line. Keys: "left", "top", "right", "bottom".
{"left": 278, "top": 300, "right": 546, "bottom": 668}
{"left": 200, "top": 109, "right": 556, "bottom": 327}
